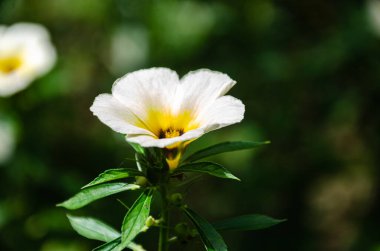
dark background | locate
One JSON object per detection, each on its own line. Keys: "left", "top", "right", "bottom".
{"left": 0, "top": 0, "right": 379, "bottom": 250}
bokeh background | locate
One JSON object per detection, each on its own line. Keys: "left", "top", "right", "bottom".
{"left": 0, "top": 0, "right": 379, "bottom": 250}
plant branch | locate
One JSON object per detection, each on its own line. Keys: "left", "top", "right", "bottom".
{"left": 158, "top": 184, "right": 170, "bottom": 251}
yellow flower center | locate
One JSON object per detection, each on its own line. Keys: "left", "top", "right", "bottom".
{"left": 0, "top": 55, "right": 22, "bottom": 74}
{"left": 158, "top": 127, "right": 184, "bottom": 139}
{"left": 137, "top": 109, "right": 199, "bottom": 171}
{"left": 139, "top": 109, "right": 199, "bottom": 140}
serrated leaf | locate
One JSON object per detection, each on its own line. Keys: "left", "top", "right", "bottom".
{"left": 120, "top": 189, "right": 153, "bottom": 248}
{"left": 82, "top": 168, "right": 144, "bottom": 189}
{"left": 57, "top": 183, "right": 140, "bottom": 210}
{"left": 67, "top": 215, "right": 120, "bottom": 242}
{"left": 213, "top": 214, "right": 286, "bottom": 231}
{"left": 184, "top": 141, "right": 270, "bottom": 163}
{"left": 184, "top": 207, "right": 227, "bottom": 251}
{"left": 174, "top": 162, "right": 240, "bottom": 181}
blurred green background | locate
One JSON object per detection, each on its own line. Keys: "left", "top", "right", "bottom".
{"left": 0, "top": 0, "right": 379, "bottom": 250}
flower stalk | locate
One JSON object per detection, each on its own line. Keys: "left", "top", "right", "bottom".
{"left": 158, "top": 183, "right": 170, "bottom": 251}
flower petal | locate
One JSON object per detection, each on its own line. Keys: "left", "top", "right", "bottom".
{"left": 176, "top": 69, "right": 236, "bottom": 116}
{"left": 2, "top": 23, "right": 50, "bottom": 43}
{"left": 197, "top": 95, "right": 245, "bottom": 132}
{"left": 90, "top": 67, "right": 245, "bottom": 149}
{"left": 111, "top": 67, "right": 180, "bottom": 134}
{"left": 0, "top": 26, "right": 6, "bottom": 36}
{"left": 90, "top": 94, "right": 154, "bottom": 136}
{"left": 0, "top": 74, "right": 29, "bottom": 97}
{"left": 22, "top": 39, "right": 56, "bottom": 76}
{"left": 127, "top": 129, "right": 204, "bottom": 148}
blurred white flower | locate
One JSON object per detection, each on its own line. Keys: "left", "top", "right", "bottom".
{"left": 0, "top": 118, "right": 16, "bottom": 164}
{"left": 0, "top": 23, "right": 56, "bottom": 97}
{"left": 90, "top": 68, "right": 244, "bottom": 168}
{"left": 367, "top": 0, "right": 380, "bottom": 37}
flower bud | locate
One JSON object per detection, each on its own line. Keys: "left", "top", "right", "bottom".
{"left": 169, "top": 193, "right": 183, "bottom": 206}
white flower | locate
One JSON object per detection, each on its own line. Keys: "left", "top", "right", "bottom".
{"left": 0, "top": 23, "right": 56, "bottom": 97}
{"left": 90, "top": 68, "right": 245, "bottom": 168}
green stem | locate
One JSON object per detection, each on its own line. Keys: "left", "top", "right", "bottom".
{"left": 158, "top": 184, "right": 169, "bottom": 251}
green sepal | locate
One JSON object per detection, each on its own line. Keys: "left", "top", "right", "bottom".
{"left": 184, "top": 141, "right": 270, "bottom": 163}
{"left": 184, "top": 207, "right": 227, "bottom": 251}
{"left": 82, "top": 168, "right": 145, "bottom": 189}
{"left": 120, "top": 189, "right": 154, "bottom": 248}
{"left": 173, "top": 162, "right": 240, "bottom": 181}
{"left": 57, "top": 183, "right": 140, "bottom": 210}
{"left": 213, "top": 214, "right": 286, "bottom": 231}
{"left": 129, "top": 142, "right": 145, "bottom": 155}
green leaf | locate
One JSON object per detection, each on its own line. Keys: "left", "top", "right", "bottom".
{"left": 57, "top": 183, "right": 140, "bottom": 210}
{"left": 82, "top": 168, "right": 144, "bottom": 189}
{"left": 213, "top": 214, "right": 286, "bottom": 231}
{"left": 184, "top": 141, "right": 270, "bottom": 163}
{"left": 93, "top": 237, "right": 121, "bottom": 251}
{"left": 93, "top": 237, "right": 146, "bottom": 251}
{"left": 67, "top": 215, "right": 120, "bottom": 242}
{"left": 184, "top": 207, "right": 227, "bottom": 251}
{"left": 125, "top": 242, "right": 146, "bottom": 251}
{"left": 174, "top": 162, "right": 240, "bottom": 181}
{"left": 120, "top": 189, "right": 153, "bottom": 248}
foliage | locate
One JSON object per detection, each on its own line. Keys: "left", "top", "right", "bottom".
{"left": 57, "top": 141, "right": 283, "bottom": 250}
{"left": 0, "top": 1, "right": 379, "bottom": 250}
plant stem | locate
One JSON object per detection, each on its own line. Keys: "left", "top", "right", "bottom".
{"left": 158, "top": 184, "right": 169, "bottom": 251}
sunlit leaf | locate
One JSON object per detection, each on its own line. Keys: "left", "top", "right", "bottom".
{"left": 120, "top": 189, "right": 153, "bottom": 248}
{"left": 93, "top": 237, "right": 120, "bottom": 251}
{"left": 57, "top": 183, "right": 140, "bottom": 210}
{"left": 184, "top": 141, "right": 270, "bottom": 163}
{"left": 125, "top": 241, "right": 146, "bottom": 251}
{"left": 174, "top": 162, "right": 240, "bottom": 181}
{"left": 213, "top": 214, "right": 286, "bottom": 231}
{"left": 82, "top": 168, "right": 144, "bottom": 189}
{"left": 129, "top": 142, "right": 145, "bottom": 155}
{"left": 184, "top": 207, "right": 227, "bottom": 251}
{"left": 92, "top": 237, "right": 146, "bottom": 251}
{"left": 67, "top": 215, "right": 119, "bottom": 242}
